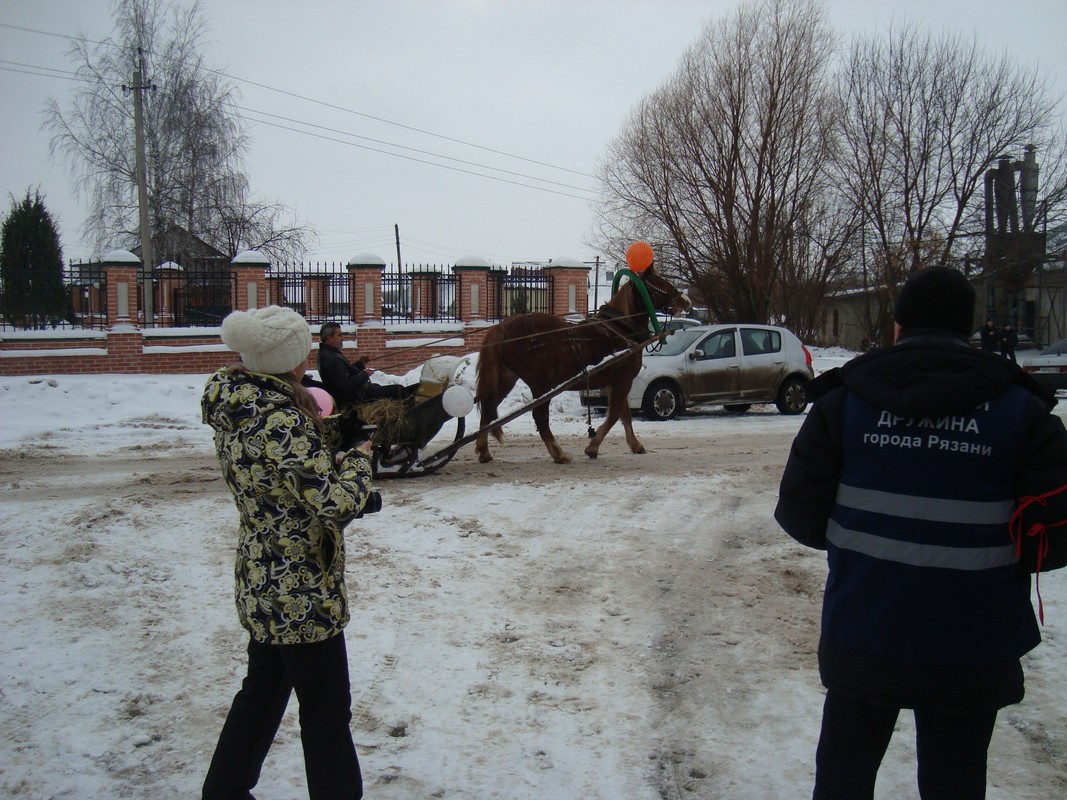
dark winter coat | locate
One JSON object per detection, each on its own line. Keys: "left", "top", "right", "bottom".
{"left": 980, "top": 324, "right": 1000, "bottom": 351}
{"left": 1001, "top": 327, "right": 1019, "bottom": 354}
{"left": 317, "top": 342, "right": 371, "bottom": 404}
{"left": 775, "top": 330, "right": 1067, "bottom": 712}
{"left": 202, "top": 366, "right": 375, "bottom": 645}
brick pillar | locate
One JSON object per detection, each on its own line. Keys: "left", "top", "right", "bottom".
{"left": 346, "top": 254, "right": 385, "bottom": 324}
{"left": 231, "top": 250, "right": 271, "bottom": 311}
{"left": 102, "top": 249, "right": 143, "bottom": 327}
{"left": 453, "top": 256, "right": 493, "bottom": 321}
{"left": 107, "top": 327, "right": 143, "bottom": 372}
{"left": 545, "top": 260, "right": 592, "bottom": 316}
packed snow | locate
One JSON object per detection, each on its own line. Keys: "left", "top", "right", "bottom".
{"left": 1, "top": 347, "right": 1064, "bottom": 799}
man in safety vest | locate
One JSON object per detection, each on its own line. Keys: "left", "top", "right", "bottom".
{"left": 775, "top": 266, "right": 1067, "bottom": 799}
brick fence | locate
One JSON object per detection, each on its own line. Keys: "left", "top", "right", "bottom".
{"left": 0, "top": 251, "right": 590, "bottom": 377}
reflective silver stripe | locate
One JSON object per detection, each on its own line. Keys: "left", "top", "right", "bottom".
{"left": 826, "top": 519, "right": 1017, "bottom": 571}
{"left": 835, "top": 483, "right": 1014, "bottom": 524}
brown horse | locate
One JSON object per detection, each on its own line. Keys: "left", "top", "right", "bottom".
{"left": 474, "top": 265, "right": 691, "bottom": 464}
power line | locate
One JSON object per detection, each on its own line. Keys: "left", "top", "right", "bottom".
{"left": 239, "top": 111, "right": 596, "bottom": 201}
{"left": 234, "top": 104, "right": 596, "bottom": 195}
{"left": 210, "top": 65, "right": 597, "bottom": 180}
{"left": 0, "top": 62, "right": 92, "bottom": 84}
{"left": 0, "top": 21, "right": 108, "bottom": 47}
{"left": 1, "top": 52, "right": 599, "bottom": 201}
{"left": 0, "top": 58, "right": 80, "bottom": 78}
{"left": 1, "top": 20, "right": 604, "bottom": 260}
{"left": 0, "top": 21, "right": 597, "bottom": 181}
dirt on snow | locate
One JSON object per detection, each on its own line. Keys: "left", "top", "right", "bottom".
{"left": 1, "top": 415, "right": 1064, "bottom": 799}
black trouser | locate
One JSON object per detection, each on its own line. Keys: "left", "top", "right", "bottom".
{"left": 813, "top": 690, "right": 997, "bottom": 800}
{"left": 202, "top": 632, "right": 362, "bottom": 800}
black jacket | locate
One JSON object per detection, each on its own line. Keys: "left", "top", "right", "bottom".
{"left": 317, "top": 343, "right": 371, "bottom": 404}
{"left": 1001, "top": 328, "right": 1019, "bottom": 352}
{"left": 979, "top": 324, "right": 1000, "bottom": 351}
{"left": 775, "top": 331, "right": 1067, "bottom": 712}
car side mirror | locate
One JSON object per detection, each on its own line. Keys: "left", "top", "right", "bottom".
{"left": 689, "top": 350, "right": 704, "bottom": 360}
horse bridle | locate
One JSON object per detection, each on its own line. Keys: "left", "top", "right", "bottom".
{"left": 595, "top": 278, "right": 668, "bottom": 343}
{"left": 643, "top": 273, "right": 686, "bottom": 314}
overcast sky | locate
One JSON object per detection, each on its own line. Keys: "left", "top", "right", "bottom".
{"left": 2, "top": 0, "right": 1065, "bottom": 267}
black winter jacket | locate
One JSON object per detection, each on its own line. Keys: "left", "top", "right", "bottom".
{"left": 775, "top": 331, "right": 1067, "bottom": 712}
{"left": 317, "top": 342, "right": 370, "bottom": 404}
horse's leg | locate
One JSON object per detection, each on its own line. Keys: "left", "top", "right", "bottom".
{"left": 585, "top": 386, "right": 646, "bottom": 459}
{"left": 532, "top": 401, "right": 571, "bottom": 464}
{"left": 617, "top": 402, "right": 646, "bottom": 454}
{"left": 474, "top": 373, "right": 520, "bottom": 464}
{"left": 474, "top": 405, "right": 495, "bottom": 463}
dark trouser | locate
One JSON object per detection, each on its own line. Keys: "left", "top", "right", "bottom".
{"left": 813, "top": 690, "right": 997, "bottom": 800}
{"left": 202, "top": 632, "right": 363, "bottom": 800}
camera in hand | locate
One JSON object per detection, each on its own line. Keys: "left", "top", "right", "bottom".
{"left": 356, "top": 490, "right": 382, "bottom": 518}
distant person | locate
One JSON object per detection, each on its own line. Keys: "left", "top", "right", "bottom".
{"left": 775, "top": 268, "right": 1067, "bottom": 799}
{"left": 1001, "top": 324, "right": 1018, "bottom": 363}
{"left": 317, "top": 322, "right": 416, "bottom": 405}
{"left": 203, "top": 306, "right": 377, "bottom": 800}
{"left": 979, "top": 318, "right": 1000, "bottom": 351}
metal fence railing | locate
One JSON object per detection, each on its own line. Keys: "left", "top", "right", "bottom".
{"left": 46, "top": 258, "right": 562, "bottom": 331}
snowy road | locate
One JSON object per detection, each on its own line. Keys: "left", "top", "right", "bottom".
{"left": 1, "top": 375, "right": 1065, "bottom": 798}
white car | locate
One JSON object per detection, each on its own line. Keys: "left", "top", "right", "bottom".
{"left": 580, "top": 323, "right": 815, "bottom": 420}
{"left": 652, "top": 314, "right": 704, "bottom": 334}
{"left": 1021, "top": 338, "right": 1067, "bottom": 390}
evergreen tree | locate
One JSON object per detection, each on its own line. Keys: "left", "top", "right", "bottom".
{"left": 0, "top": 190, "right": 67, "bottom": 328}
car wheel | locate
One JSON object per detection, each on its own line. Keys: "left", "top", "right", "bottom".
{"left": 775, "top": 377, "right": 808, "bottom": 414}
{"left": 642, "top": 381, "right": 682, "bottom": 420}
{"left": 723, "top": 403, "right": 752, "bottom": 414}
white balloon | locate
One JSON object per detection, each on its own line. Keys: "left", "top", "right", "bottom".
{"left": 441, "top": 385, "right": 474, "bottom": 418}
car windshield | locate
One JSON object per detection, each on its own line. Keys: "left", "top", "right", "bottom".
{"left": 1041, "top": 339, "right": 1067, "bottom": 356}
{"left": 647, "top": 328, "right": 707, "bottom": 356}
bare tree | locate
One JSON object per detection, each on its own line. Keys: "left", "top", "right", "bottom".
{"left": 836, "top": 22, "right": 1067, "bottom": 345}
{"left": 592, "top": 0, "right": 852, "bottom": 340}
{"left": 44, "top": 0, "right": 314, "bottom": 262}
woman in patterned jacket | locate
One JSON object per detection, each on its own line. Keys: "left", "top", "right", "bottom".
{"left": 201, "top": 305, "right": 375, "bottom": 800}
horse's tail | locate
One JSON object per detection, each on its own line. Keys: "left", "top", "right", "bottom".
{"left": 475, "top": 324, "right": 507, "bottom": 442}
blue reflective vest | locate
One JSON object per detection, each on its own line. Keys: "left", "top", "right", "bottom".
{"left": 826, "top": 386, "right": 1041, "bottom": 671}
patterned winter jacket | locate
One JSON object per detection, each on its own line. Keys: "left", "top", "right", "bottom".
{"left": 202, "top": 366, "right": 375, "bottom": 645}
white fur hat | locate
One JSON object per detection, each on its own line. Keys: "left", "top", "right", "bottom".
{"left": 221, "top": 306, "right": 312, "bottom": 375}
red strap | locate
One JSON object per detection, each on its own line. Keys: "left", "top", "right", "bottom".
{"left": 1010, "top": 484, "right": 1067, "bottom": 624}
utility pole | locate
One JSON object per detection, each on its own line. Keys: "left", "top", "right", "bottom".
{"left": 125, "top": 49, "right": 155, "bottom": 325}
{"left": 394, "top": 223, "right": 403, "bottom": 269}
{"left": 593, "top": 255, "right": 600, "bottom": 310}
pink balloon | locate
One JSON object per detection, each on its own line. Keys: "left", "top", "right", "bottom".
{"left": 307, "top": 387, "right": 335, "bottom": 416}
